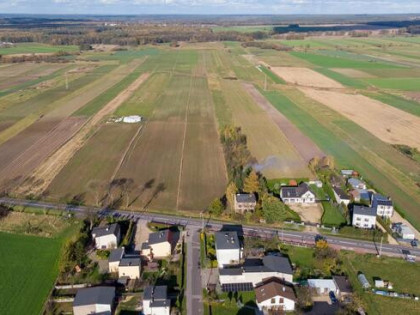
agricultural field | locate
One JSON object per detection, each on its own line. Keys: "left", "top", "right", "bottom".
{"left": 0, "top": 43, "right": 79, "bottom": 55}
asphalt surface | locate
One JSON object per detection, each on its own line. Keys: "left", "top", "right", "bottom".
{"left": 185, "top": 227, "right": 203, "bottom": 315}
{"left": 1, "top": 197, "right": 419, "bottom": 259}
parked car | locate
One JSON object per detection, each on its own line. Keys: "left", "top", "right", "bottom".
{"left": 329, "top": 291, "right": 338, "bottom": 304}
{"left": 411, "top": 240, "right": 418, "bottom": 247}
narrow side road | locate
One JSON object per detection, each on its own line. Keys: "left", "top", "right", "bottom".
{"left": 186, "top": 227, "right": 203, "bottom": 315}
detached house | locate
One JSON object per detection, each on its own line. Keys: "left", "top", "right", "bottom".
{"left": 234, "top": 193, "right": 257, "bottom": 214}
{"left": 352, "top": 206, "right": 376, "bottom": 229}
{"left": 255, "top": 277, "right": 296, "bottom": 312}
{"left": 219, "top": 255, "right": 293, "bottom": 291}
{"left": 73, "top": 286, "right": 115, "bottom": 315}
{"left": 215, "top": 231, "right": 242, "bottom": 268}
{"left": 108, "top": 248, "right": 125, "bottom": 273}
{"left": 143, "top": 285, "right": 171, "bottom": 315}
{"left": 371, "top": 194, "right": 394, "bottom": 218}
{"left": 92, "top": 223, "right": 120, "bottom": 249}
{"left": 118, "top": 257, "right": 141, "bottom": 279}
{"left": 280, "top": 183, "right": 315, "bottom": 204}
{"left": 141, "top": 229, "right": 177, "bottom": 260}
{"left": 333, "top": 187, "right": 351, "bottom": 206}
{"left": 347, "top": 178, "right": 367, "bottom": 190}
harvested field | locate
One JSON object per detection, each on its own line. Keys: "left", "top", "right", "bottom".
{"left": 18, "top": 72, "right": 150, "bottom": 196}
{"left": 271, "top": 67, "right": 343, "bottom": 88}
{"left": 300, "top": 87, "right": 420, "bottom": 150}
{"left": 242, "top": 83, "right": 324, "bottom": 163}
{"left": 221, "top": 79, "right": 310, "bottom": 179}
{"left": 331, "top": 68, "right": 376, "bottom": 78}
{"left": 0, "top": 117, "right": 86, "bottom": 186}
{"left": 47, "top": 123, "right": 140, "bottom": 204}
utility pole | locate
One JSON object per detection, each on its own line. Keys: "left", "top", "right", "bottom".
{"left": 379, "top": 236, "right": 383, "bottom": 257}
{"left": 65, "top": 71, "right": 69, "bottom": 90}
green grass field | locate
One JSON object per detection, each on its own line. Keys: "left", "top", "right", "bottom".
{"left": 364, "top": 77, "right": 420, "bottom": 91}
{"left": 0, "top": 43, "right": 79, "bottom": 55}
{"left": 315, "top": 67, "right": 367, "bottom": 88}
{"left": 0, "top": 227, "right": 76, "bottom": 315}
{"left": 321, "top": 201, "right": 347, "bottom": 227}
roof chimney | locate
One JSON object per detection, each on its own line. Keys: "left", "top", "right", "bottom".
{"left": 282, "top": 286, "right": 286, "bottom": 292}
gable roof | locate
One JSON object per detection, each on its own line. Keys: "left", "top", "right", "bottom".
{"left": 353, "top": 205, "right": 376, "bottom": 217}
{"left": 333, "top": 276, "right": 352, "bottom": 294}
{"left": 148, "top": 230, "right": 170, "bottom": 245}
{"left": 333, "top": 187, "right": 350, "bottom": 200}
{"left": 235, "top": 193, "right": 256, "bottom": 203}
{"left": 92, "top": 223, "right": 119, "bottom": 238}
{"left": 255, "top": 278, "right": 296, "bottom": 303}
{"left": 241, "top": 256, "right": 292, "bottom": 275}
{"left": 372, "top": 194, "right": 393, "bottom": 206}
{"left": 109, "top": 248, "right": 125, "bottom": 263}
{"left": 280, "top": 183, "right": 313, "bottom": 198}
{"left": 119, "top": 256, "right": 141, "bottom": 267}
{"left": 215, "top": 231, "right": 240, "bottom": 250}
{"left": 144, "top": 285, "right": 170, "bottom": 308}
{"left": 347, "top": 178, "right": 365, "bottom": 188}
{"left": 73, "top": 286, "right": 115, "bottom": 307}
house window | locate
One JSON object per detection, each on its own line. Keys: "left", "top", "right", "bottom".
{"left": 271, "top": 298, "right": 276, "bottom": 304}
{"left": 356, "top": 217, "right": 361, "bottom": 221}
{"left": 279, "top": 298, "right": 284, "bottom": 304}
{"left": 364, "top": 218, "right": 369, "bottom": 222}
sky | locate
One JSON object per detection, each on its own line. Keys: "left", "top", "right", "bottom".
{"left": 0, "top": 0, "right": 420, "bottom": 15}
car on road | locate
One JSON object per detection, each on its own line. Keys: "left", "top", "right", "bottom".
{"left": 411, "top": 240, "right": 418, "bottom": 247}
{"left": 329, "top": 291, "right": 338, "bottom": 304}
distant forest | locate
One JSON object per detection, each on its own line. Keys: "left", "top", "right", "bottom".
{"left": 0, "top": 15, "right": 419, "bottom": 46}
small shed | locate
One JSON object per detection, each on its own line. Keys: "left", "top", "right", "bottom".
{"left": 358, "top": 274, "right": 371, "bottom": 289}
{"left": 375, "top": 279, "right": 385, "bottom": 288}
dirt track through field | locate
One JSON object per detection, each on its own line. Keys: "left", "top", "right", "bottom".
{"left": 0, "top": 117, "right": 86, "bottom": 185}
{"left": 300, "top": 87, "right": 420, "bottom": 150}
{"left": 17, "top": 72, "right": 150, "bottom": 195}
{"left": 271, "top": 67, "right": 343, "bottom": 88}
{"left": 242, "top": 83, "right": 324, "bottom": 163}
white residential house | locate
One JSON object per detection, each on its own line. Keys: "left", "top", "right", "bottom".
{"left": 352, "top": 206, "right": 376, "bottom": 229}
{"left": 395, "top": 224, "right": 415, "bottom": 240}
{"left": 215, "top": 231, "right": 242, "bottom": 268}
{"left": 108, "top": 247, "right": 125, "bottom": 273}
{"left": 234, "top": 193, "right": 257, "bottom": 214}
{"left": 92, "top": 223, "right": 120, "bottom": 249}
{"left": 333, "top": 187, "right": 351, "bottom": 206}
{"left": 347, "top": 178, "right": 367, "bottom": 190}
{"left": 255, "top": 278, "right": 296, "bottom": 312}
{"left": 219, "top": 256, "right": 294, "bottom": 289}
{"left": 143, "top": 285, "right": 171, "bottom": 315}
{"left": 141, "top": 229, "right": 177, "bottom": 260}
{"left": 118, "top": 257, "right": 141, "bottom": 279}
{"left": 308, "top": 279, "right": 339, "bottom": 295}
{"left": 280, "top": 183, "right": 316, "bottom": 204}
{"left": 73, "top": 286, "right": 115, "bottom": 315}
{"left": 371, "top": 194, "right": 394, "bottom": 218}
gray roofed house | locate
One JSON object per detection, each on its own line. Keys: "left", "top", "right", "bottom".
{"left": 234, "top": 193, "right": 257, "bottom": 214}
{"left": 333, "top": 275, "right": 353, "bottom": 297}
{"left": 215, "top": 231, "right": 240, "bottom": 250}
{"left": 347, "top": 178, "right": 366, "bottom": 190}
{"left": 73, "top": 286, "right": 115, "bottom": 315}
{"left": 141, "top": 229, "right": 179, "bottom": 260}
{"left": 353, "top": 206, "right": 376, "bottom": 217}
{"left": 148, "top": 229, "right": 171, "bottom": 245}
{"left": 92, "top": 223, "right": 121, "bottom": 249}
{"left": 352, "top": 206, "right": 377, "bottom": 229}
{"left": 119, "top": 257, "right": 141, "bottom": 267}
{"left": 333, "top": 186, "right": 351, "bottom": 205}
{"left": 371, "top": 194, "right": 394, "bottom": 218}
{"left": 280, "top": 183, "right": 316, "bottom": 204}
{"left": 143, "top": 285, "right": 171, "bottom": 315}
{"left": 109, "top": 248, "right": 125, "bottom": 263}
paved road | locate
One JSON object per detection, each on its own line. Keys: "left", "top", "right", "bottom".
{"left": 185, "top": 227, "right": 203, "bottom": 315}
{"left": 1, "top": 197, "right": 419, "bottom": 258}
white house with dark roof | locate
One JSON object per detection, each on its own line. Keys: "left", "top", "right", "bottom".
{"left": 280, "top": 183, "right": 315, "bottom": 204}
{"left": 215, "top": 231, "right": 242, "bottom": 268}
{"left": 143, "top": 285, "right": 171, "bottom": 315}
{"left": 73, "top": 286, "right": 115, "bottom": 315}
{"left": 219, "top": 255, "right": 293, "bottom": 290}
{"left": 255, "top": 277, "right": 296, "bottom": 312}
{"left": 108, "top": 247, "right": 125, "bottom": 273}
{"left": 352, "top": 206, "right": 376, "bottom": 229}
{"left": 118, "top": 256, "right": 141, "bottom": 279}
{"left": 371, "top": 194, "right": 394, "bottom": 218}
{"left": 234, "top": 193, "right": 257, "bottom": 214}
{"left": 333, "top": 187, "right": 351, "bottom": 206}
{"left": 92, "top": 223, "right": 120, "bottom": 249}
{"left": 141, "top": 229, "right": 177, "bottom": 260}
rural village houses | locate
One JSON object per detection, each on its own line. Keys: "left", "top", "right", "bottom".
{"left": 234, "top": 193, "right": 257, "bottom": 214}
{"left": 91, "top": 223, "right": 121, "bottom": 249}
{"left": 143, "top": 285, "right": 171, "bottom": 315}
{"left": 215, "top": 231, "right": 243, "bottom": 268}
{"left": 73, "top": 286, "right": 115, "bottom": 315}
{"left": 254, "top": 277, "right": 297, "bottom": 312}
{"left": 280, "top": 183, "right": 316, "bottom": 204}
{"left": 352, "top": 205, "right": 377, "bottom": 229}
{"left": 141, "top": 229, "right": 177, "bottom": 260}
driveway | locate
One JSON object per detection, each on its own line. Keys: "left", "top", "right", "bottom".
{"left": 134, "top": 219, "right": 152, "bottom": 251}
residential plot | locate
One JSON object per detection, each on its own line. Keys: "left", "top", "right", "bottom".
{"left": 299, "top": 87, "right": 420, "bottom": 150}
{"left": 270, "top": 67, "right": 343, "bottom": 88}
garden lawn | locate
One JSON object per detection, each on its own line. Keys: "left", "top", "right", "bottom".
{"left": 0, "top": 231, "right": 69, "bottom": 315}
{"left": 321, "top": 201, "right": 347, "bottom": 227}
